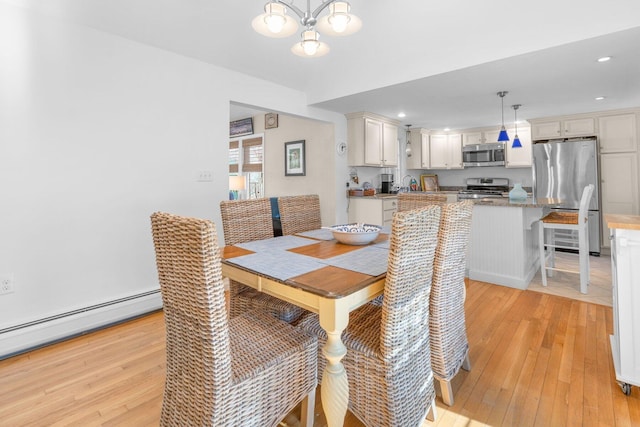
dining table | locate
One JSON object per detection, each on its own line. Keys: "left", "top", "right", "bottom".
{"left": 221, "top": 227, "right": 391, "bottom": 427}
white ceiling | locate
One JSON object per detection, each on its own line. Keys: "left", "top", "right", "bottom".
{"left": 10, "top": 0, "right": 640, "bottom": 129}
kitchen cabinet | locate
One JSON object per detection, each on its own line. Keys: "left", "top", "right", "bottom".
{"left": 601, "top": 153, "right": 639, "bottom": 246}
{"left": 607, "top": 216, "right": 640, "bottom": 396}
{"left": 429, "top": 133, "right": 463, "bottom": 169}
{"left": 406, "top": 128, "right": 429, "bottom": 169}
{"left": 347, "top": 112, "right": 399, "bottom": 167}
{"left": 598, "top": 112, "right": 639, "bottom": 248}
{"left": 599, "top": 113, "right": 638, "bottom": 153}
{"left": 505, "top": 126, "right": 532, "bottom": 168}
{"left": 348, "top": 196, "right": 397, "bottom": 228}
{"left": 531, "top": 117, "right": 596, "bottom": 140}
{"left": 462, "top": 131, "right": 484, "bottom": 146}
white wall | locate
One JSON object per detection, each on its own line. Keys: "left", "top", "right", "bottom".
{"left": 253, "top": 114, "right": 338, "bottom": 227}
{"left": 0, "top": 2, "right": 347, "bottom": 337}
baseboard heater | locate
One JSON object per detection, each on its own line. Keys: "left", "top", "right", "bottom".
{"left": 0, "top": 290, "right": 163, "bottom": 360}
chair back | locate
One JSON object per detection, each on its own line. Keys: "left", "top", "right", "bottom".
{"left": 578, "top": 184, "right": 595, "bottom": 224}
{"left": 429, "top": 200, "right": 474, "bottom": 379}
{"left": 278, "top": 195, "right": 322, "bottom": 235}
{"left": 220, "top": 198, "right": 274, "bottom": 245}
{"left": 397, "top": 192, "right": 447, "bottom": 212}
{"left": 150, "top": 212, "right": 231, "bottom": 424}
{"left": 380, "top": 205, "right": 441, "bottom": 361}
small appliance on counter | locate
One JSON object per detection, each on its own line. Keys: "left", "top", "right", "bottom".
{"left": 380, "top": 173, "right": 394, "bottom": 193}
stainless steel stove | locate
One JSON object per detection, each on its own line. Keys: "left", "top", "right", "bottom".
{"left": 457, "top": 177, "right": 509, "bottom": 200}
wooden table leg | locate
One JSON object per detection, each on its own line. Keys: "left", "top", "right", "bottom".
{"left": 319, "top": 299, "right": 349, "bottom": 427}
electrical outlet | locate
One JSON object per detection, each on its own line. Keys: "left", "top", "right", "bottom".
{"left": 196, "top": 170, "right": 213, "bottom": 182}
{"left": 0, "top": 275, "right": 14, "bottom": 295}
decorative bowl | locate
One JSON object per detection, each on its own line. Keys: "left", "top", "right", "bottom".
{"left": 328, "top": 223, "right": 382, "bottom": 245}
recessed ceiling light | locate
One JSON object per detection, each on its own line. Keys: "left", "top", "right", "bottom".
{"left": 597, "top": 56, "right": 611, "bottom": 63}
{"left": 444, "top": 127, "right": 451, "bottom": 132}
{"left": 397, "top": 112, "right": 406, "bottom": 118}
{"left": 595, "top": 96, "right": 606, "bottom": 101}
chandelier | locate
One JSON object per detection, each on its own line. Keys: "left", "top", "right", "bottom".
{"left": 252, "top": 1, "right": 362, "bottom": 58}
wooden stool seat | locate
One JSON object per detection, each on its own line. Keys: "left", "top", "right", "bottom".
{"left": 540, "top": 211, "right": 578, "bottom": 225}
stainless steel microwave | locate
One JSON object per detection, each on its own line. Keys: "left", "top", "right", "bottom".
{"left": 462, "top": 143, "right": 506, "bottom": 167}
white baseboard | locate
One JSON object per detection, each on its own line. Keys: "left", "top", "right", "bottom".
{"left": 0, "top": 292, "right": 162, "bottom": 359}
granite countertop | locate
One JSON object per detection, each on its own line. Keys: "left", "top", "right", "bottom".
{"left": 605, "top": 214, "right": 640, "bottom": 230}
{"left": 473, "top": 197, "right": 564, "bottom": 208}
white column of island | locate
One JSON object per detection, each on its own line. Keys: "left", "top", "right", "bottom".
{"left": 606, "top": 214, "right": 640, "bottom": 396}
{"left": 465, "top": 197, "right": 563, "bottom": 289}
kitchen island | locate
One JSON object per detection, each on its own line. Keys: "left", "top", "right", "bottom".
{"left": 467, "top": 197, "right": 563, "bottom": 289}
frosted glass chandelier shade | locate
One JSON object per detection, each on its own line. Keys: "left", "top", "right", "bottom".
{"left": 251, "top": 3, "right": 298, "bottom": 38}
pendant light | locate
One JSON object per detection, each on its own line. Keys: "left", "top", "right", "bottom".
{"left": 511, "top": 104, "right": 523, "bottom": 148}
{"left": 497, "top": 91, "right": 510, "bottom": 142}
{"left": 405, "top": 124, "right": 412, "bottom": 158}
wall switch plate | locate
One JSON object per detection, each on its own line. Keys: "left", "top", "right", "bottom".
{"left": 0, "top": 275, "right": 14, "bottom": 295}
{"left": 196, "top": 170, "right": 213, "bottom": 182}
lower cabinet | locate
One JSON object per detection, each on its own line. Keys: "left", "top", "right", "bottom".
{"left": 608, "top": 221, "right": 640, "bottom": 395}
{"left": 348, "top": 197, "right": 397, "bottom": 228}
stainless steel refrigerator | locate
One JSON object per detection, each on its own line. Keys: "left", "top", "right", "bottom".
{"left": 532, "top": 138, "right": 601, "bottom": 255}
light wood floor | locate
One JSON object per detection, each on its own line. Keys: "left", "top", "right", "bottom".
{"left": 1, "top": 280, "right": 639, "bottom": 426}
{"left": 527, "top": 251, "right": 613, "bottom": 307}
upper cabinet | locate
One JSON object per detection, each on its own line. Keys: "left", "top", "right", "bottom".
{"left": 406, "top": 128, "right": 430, "bottom": 169}
{"left": 505, "top": 126, "right": 533, "bottom": 168}
{"left": 599, "top": 113, "right": 638, "bottom": 153}
{"left": 462, "top": 131, "right": 484, "bottom": 146}
{"left": 531, "top": 117, "right": 596, "bottom": 140}
{"left": 429, "top": 133, "right": 463, "bottom": 169}
{"left": 347, "top": 112, "right": 399, "bottom": 167}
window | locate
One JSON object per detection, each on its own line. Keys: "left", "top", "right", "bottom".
{"left": 229, "top": 135, "right": 263, "bottom": 199}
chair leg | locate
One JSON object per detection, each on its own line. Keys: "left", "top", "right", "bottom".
{"left": 426, "top": 397, "right": 437, "bottom": 421}
{"left": 578, "top": 226, "right": 589, "bottom": 294}
{"left": 300, "top": 388, "right": 316, "bottom": 427}
{"left": 439, "top": 378, "right": 455, "bottom": 406}
{"left": 547, "top": 228, "right": 555, "bottom": 277}
{"left": 462, "top": 352, "right": 471, "bottom": 371}
{"left": 538, "top": 221, "right": 548, "bottom": 287}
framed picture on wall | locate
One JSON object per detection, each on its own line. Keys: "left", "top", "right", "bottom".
{"left": 229, "top": 117, "right": 254, "bottom": 137}
{"left": 284, "top": 140, "right": 305, "bottom": 176}
{"left": 265, "top": 112, "right": 278, "bottom": 129}
{"left": 420, "top": 174, "right": 439, "bottom": 192}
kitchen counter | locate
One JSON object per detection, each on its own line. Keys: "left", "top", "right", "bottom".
{"left": 473, "top": 197, "right": 563, "bottom": 208}
{"left": 606, "top": 214, "right": 640, "bottom": 231}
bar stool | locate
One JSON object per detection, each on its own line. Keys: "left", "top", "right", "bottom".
{"left": 537, "top": 184, "right": 594, "bottom": 294}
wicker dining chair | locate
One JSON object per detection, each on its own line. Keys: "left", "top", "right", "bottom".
{"left": 150, "top": 212, "right": 317, "bottom": 427}
{"left": 278, "top": 194, "right": 322, "bottom": 235}
{"left": 220, "top": 199, "right": 305, "bottom": 323}
{"left": 397, "top": 192, "right": 448, "bottom": 212}
{"left": 299, "top": 205, "right": 442, "bottom": 426}
{"left": 429, "top": 200, "right": 474, "bottom": 406}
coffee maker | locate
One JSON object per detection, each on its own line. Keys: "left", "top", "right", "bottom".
{"left": 380, "top": 173, "right": 394, "bottom": 193}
